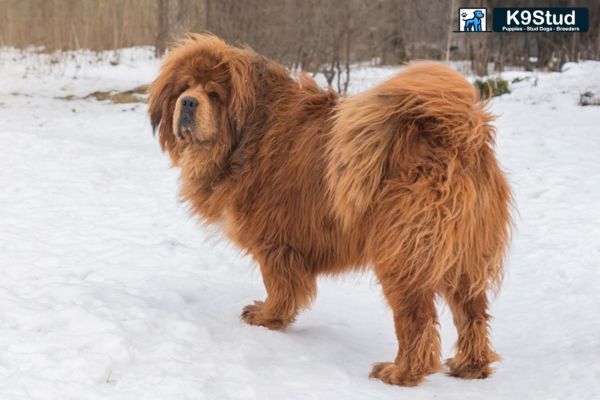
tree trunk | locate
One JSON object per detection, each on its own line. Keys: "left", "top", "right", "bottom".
{"left": 155, "top": 0, "right": 169, "bottom": 57}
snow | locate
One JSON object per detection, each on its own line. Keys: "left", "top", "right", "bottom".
{"left": 1, "top": 48, "right": 599, "bottom": 399}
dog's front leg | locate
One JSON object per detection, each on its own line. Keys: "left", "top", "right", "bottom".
{"left": 241, "top": 246, "right": 317, "bottom": 330}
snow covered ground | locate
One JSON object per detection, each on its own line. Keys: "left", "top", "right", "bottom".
{"left": 0, "top": 48, "right": 599, "bottom": 400}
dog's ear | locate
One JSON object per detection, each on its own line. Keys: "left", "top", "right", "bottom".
{"left": 224, "top": 48, "right": 261, "bottom": 142}
{"left": 148, "top": 67, "right": 179, "bottom": 155}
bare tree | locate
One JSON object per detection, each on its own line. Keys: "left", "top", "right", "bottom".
{"left": 155, "top": 0, "right": 169, "bottom": 56}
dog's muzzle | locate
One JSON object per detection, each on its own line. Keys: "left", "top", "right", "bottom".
{"left": 178, "top": 96, "right": 197, "bottom": 139}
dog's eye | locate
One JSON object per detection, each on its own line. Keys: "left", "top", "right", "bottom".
{"left": 207, "top": 92, "right": 220, "bottom": 103}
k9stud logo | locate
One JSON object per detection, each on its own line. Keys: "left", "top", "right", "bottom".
{"left": 493, "top": 8, "right": 589, "bottom": 32}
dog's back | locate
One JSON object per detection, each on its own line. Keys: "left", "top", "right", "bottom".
{"left": 326, "top": 64, "right": 510, "bottom": 293}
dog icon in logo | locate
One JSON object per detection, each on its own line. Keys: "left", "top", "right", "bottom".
{"left": 463, "top": 10, "right": 485, "bottom": 31}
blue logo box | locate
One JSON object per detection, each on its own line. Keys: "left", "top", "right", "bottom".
{"left": 493, "top": 8, "right": 588, "bottom": 32}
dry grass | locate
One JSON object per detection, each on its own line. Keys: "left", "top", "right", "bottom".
{"left": 56, "top": 84, "right": 148, "bottom": 104}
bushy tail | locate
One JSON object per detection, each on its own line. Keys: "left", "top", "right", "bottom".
{"left": 325, "top": 63, "right": 495, "bottom": 228}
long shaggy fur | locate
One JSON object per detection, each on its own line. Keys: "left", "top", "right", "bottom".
{"left": 148, "top": 34, "right": 512, "bottom": 387}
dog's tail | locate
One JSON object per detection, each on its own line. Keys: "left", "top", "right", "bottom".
{"left": 325, "top": 63, "right": 495, "bottom": 228}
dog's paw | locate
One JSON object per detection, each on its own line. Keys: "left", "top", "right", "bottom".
{"left": 446, "top": 357, "right": 495, "bottom": 379}
{"left": 369, "top": 362, "right": 425, "bottom": 387}
{"left": 240, "top": 301, "right": 290, "bottom": 330}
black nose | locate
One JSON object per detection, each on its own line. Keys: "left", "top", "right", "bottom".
{"left": 181, "top": 96, "right": 198, "bottom": 110}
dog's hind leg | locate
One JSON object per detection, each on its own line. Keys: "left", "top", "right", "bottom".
{"left": 366, "top": 179, "right": 452, "bottom": 386}
{"left": 442, "top": 279, "right": 500, "bottom": 379}
{"left": 442, "top": 152, "right": 509, "bottom": 378}
{"left": 241, "top": 246, "right": 317, "bottom": 330}
{"left": 369, "top": 280, "right": 442, "bottom": 386}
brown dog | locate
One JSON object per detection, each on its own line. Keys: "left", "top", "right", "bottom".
{"left": 148, "top": 34, "right": 511, "bottom": 387}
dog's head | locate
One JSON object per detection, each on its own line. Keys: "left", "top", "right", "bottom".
{"left": 148, "top": 34, "right": 260, "bottom": 164}
{"left": 473, "top": 10, "right": 484, "bottom": 19}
